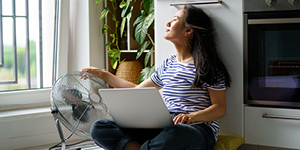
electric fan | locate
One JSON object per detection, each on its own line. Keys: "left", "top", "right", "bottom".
{"left": 50, "top": 71, "right": 111, "bottom": 150}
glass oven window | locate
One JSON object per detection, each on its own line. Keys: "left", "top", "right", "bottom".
{"left": 248, "top": 18, "right": 300, "bottom": 104}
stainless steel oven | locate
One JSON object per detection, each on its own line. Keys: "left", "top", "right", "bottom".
{"left": 244, "top": 0, "right": 300, "bottom": 108}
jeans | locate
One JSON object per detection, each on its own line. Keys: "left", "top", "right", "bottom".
{"left": 90, "top": 112, "right": 216, "bottom": 150}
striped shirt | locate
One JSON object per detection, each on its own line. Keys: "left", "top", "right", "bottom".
{"left": 150, "top": 54, "right": 226, "bottom": 141}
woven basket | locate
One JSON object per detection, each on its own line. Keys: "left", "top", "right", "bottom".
{"left": 115, "top": 61, "right": 143, "bottom": 84}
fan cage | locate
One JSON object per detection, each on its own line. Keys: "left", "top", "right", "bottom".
{"left": 51, "top": 71, "right": 111, "bottom": 140}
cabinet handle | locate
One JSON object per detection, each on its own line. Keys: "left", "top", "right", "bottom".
{"left": 262, "top": 114, "right": 300, "bottom": 121}
{"left": 170, "top": 0, "right": 222, "bottom": 6}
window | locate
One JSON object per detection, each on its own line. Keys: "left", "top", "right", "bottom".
{"left": 0, "top": 0, "right": 54, "bottom": 91}
{"left": 0, "top": 0, "right": 69, "bottom": 111}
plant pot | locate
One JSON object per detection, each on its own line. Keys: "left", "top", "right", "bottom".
{"left": 115, "top": 61, "right": 143, "bottom": 84}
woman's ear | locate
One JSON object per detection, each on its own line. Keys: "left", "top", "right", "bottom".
{"left": 185, "top": 27, "right": 194, "bottom": 36}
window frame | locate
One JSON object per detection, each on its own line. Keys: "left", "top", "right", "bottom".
{"left": 0, "top": 0, "right": 69, "bottom": 111}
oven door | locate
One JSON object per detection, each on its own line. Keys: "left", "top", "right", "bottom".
{"left": 244, "top": 11, "right": 300, "bottom": 107}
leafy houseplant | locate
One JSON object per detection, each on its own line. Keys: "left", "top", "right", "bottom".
{"left": 96, "top": 0, "right": 155, "bottom": 84}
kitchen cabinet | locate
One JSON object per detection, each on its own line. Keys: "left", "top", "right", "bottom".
{"left": 245, "top": 106, "right": 300, "bottom": 149}
{"left": 155, "top": 0, "right": 243, "bottom": 136}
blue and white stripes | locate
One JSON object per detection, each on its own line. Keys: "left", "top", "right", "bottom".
{"left": 150, "top": 54, "right": 226, "bottom": 141}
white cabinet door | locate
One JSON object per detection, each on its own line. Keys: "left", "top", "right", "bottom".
{"left": 155, "top": 0, "right": 243, "bottom": 136}
{"left": 245, "top": 106, "right": 300, "bottom": 149}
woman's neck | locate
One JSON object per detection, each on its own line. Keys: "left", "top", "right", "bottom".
{"left": 174, "top": 44, "right": 193, "bottom": 63}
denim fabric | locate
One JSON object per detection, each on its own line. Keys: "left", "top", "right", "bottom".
{"left": 90, "top": 112, "right": 215, "bottom": 150}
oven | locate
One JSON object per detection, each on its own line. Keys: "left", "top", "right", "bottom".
{"left": 244, "top": 0, "right": 300, "bottom": 108}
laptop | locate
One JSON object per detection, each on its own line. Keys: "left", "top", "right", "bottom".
{"left": 98, "top": 87, "right": 174, "bottom": 129}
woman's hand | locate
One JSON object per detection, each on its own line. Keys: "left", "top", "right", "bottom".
{"left": 81, "top": 66, "right": 137, "bottom": 88}
{"left": 80, "top": 67, "right": 106, "bottom": 79}
{"left": 173, "top": 113, "right": 197, "bottom": 125}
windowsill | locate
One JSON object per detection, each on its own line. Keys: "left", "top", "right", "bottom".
{"left": 0, "top": 107, "right": 51, "bottom": 122}
{"left": 0, "top": 88, "right": 51, "bottom": 111}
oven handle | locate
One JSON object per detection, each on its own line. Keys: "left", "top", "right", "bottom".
{"left": 170, "top": 0, "right": 222, "bottom": 6}
{"left": 262, "top": 114, "right": 300, "bottom": 121}
{"left": 248, "top": 18, "right": 300, "bottom": 25}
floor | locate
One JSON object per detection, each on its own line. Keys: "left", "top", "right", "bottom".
{"left": 16, "top": 141, "right": 298, "bottom": 150}
{"left": 17, "top": 140, "right": 104, "bottom": 150}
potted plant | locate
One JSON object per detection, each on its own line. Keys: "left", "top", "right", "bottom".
{"left": 96, "top": 0, "right": 155, "bottom": 84}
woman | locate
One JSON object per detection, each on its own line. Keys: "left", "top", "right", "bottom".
{"left": 82, "top": 5, "right": 231, "bottom": 150}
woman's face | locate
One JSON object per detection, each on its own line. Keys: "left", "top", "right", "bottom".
{"left": 164, "top": 9, "right": 187, "bottom": 43}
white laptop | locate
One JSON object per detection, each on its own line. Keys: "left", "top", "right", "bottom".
{"left": 98, "top": 87, "right": 174, "bottom": 129}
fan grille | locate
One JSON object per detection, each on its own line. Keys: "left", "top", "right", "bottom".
{"left": 51, "top": 71, "right": 111, "bottom": 140}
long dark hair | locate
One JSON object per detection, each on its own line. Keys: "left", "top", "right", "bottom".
{"left": 184, "top": 6, "right": 231, "bottom": 88}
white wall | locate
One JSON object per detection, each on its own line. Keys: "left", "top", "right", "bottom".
{"left": 88, "top": 1, "right": 106, "bottom": 69}
{"left": 0, "top": 1, "right": 105, "bottom": 149}
{"left": 68, "top": 0, "right": 105, "bottom": 72}
{"left": 68, "top": 0, "right": 89, "bottom": 72}
{"left": 0, "top": 108, "right": 81, "bottom": 150}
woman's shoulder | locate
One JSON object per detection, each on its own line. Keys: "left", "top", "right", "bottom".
{"left": 157, "top": 54, "right": 177, "bottom": 69}
{"left": 164, "top": 54, "right": 177, "bottom": 64}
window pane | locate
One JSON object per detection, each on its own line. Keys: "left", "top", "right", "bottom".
{"left": 2, "top": 0, "right": 13, "bottom": 16}
{"left": 0, "top": 45, "right": 15, "bottom": 81}
{"left": 16, "top": 17, "right": 27, "bottom": 90}
{"left": 2, "top": 17, "right": 13, "bottom": 54}
{"left": 0, "top": 49, "right": 2, "bottom": 66}
{"left": 42, "top": 0, "right": 55, "bottom": 88}
{"left": 29, "top": 0, "right": 39, "bottom": 88}
{"left": 15, "top": 0, "right": 26, "bottom": 16}
{"left": 0, "top": 18, "right": 15, "bottom": 86}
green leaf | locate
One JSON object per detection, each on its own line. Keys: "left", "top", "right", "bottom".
{"left": 136, "top": 41, "right": 150, "bottom": 60}
{"left": 110, "top": 34, "right": 116, "bottom": 43}
{"left": 106, "top": 41, "right": 111, "bottom": 46}
{"left": 100, "top": 7, "right": 109, "bottom": 21}
{"left": 120, "top": 17, "right": 127, "bottom": 38}
{"left": 138, "top": 65, "right": 155, "bottom": 84}
{"left": 121, "top": 0, "right": 132, "bottom": 17}
{"left": 143, "top": 0, "right": 154, "bottom": 14}
{"left": 120, "top": 7, "right": 133, "bottom": 38}
{"left": 102, "top": 24, "right": 109, "bottom": 35}
{"left": 112, "top": 16, "right": 117, "bottom": 22}
{"left": 121, "top": 58, "right": 126, "bottom": 63}
{"left": 126, "top": 6, "right": 133, "bottom": 20}
{"left": 96, "top": 0, "right": 102, "bottom": 4}
{"left": 110, "top": 0, "right": 116, "bottom": 2}
{"left": 112, "top": 16, "right": 119, "bottom": 27}
{"left": 108, "top": 48, "right": 121, "bottom": 59}
{"left": 106, "top": 41, "right": 111, "bottom": 50}
{"left": 133, "top": 10, "right": 146, "bottom": 27}
{"left": 151, "top": 22, "right": 155, "bottom": 29}
{"left": 135, "top": 11, "right": 155, "bottom": 44}
{"left": 119, "top": 0, "right": 126, "bottom": 8}
{"left": 144, "top": 47, "right": 154, "bottom": 67}
{"left": 111, "top": 58, "right": 118, "bottom": 69}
